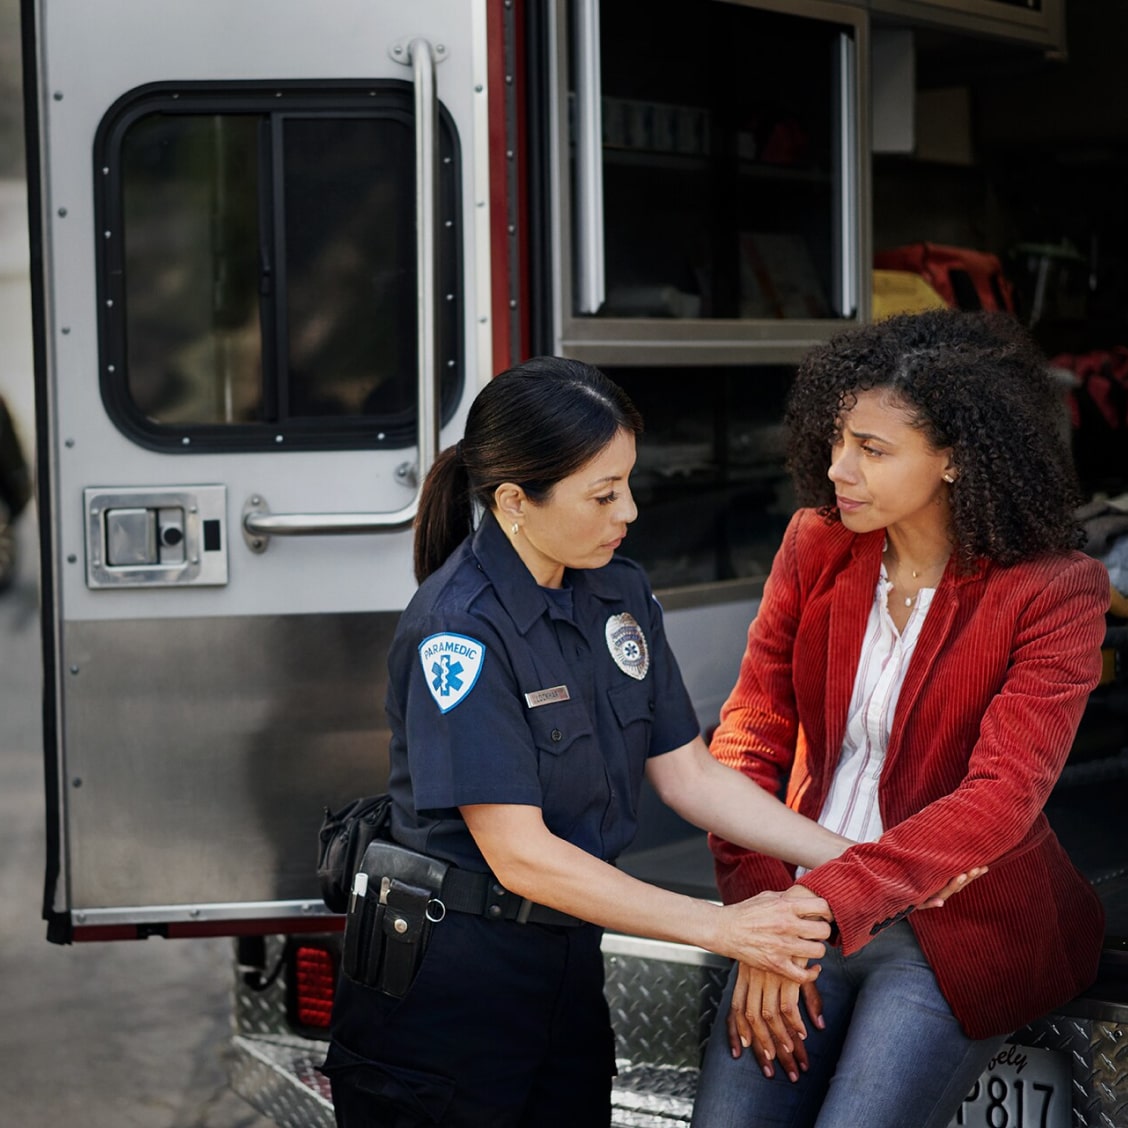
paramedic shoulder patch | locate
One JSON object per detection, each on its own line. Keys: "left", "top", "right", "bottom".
{"left": 419, "top": 632, "right": 486, "bottom": 713}
{"left": 605, "top": 612, "right": 650, "bottom": 680}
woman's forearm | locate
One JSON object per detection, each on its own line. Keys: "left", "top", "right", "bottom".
{"left": 647, "top": 736, "right": 853, "bottom": 870}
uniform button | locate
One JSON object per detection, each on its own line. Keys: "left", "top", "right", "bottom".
{"left": 491, "top": 883, "right": 506, "bottom": 897}
{"left": 648, "top": 701, "right": 655, "bottom": 712}
{"left": 393, "top": 917, "right": 408, "bottom": 934}
{"left": 551, "top": 729, "right": 562, "bottom": 742}
{"left": 487, "top": 904, "right": 502, "bottom": 919}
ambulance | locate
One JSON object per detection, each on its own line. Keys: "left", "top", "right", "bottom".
{"left": 22, "top": 0, "right": 1128, "bottom": 1124}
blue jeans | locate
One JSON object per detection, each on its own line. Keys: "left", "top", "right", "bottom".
{"left": 690, "top": 921, "right": 1006, "bottom": 1128}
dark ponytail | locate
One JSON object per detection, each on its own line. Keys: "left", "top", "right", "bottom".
{"left": 412, "top": 444, "right": 473, "bottom": 585}
{"left": 413, "top": 357, "right": 642, "bottom": 582}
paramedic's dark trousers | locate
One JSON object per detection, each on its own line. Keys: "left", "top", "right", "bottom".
{"left": 324, "top": 911, "right": 615, "bottom": 1127}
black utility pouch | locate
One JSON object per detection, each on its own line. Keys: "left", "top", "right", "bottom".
{"left": 378, "top": 878, "right": 436, "bottom": 997}
{"left": 342, "top": 840, "right": 449, "bottom": 998}
{"left": 317, "top": 795, "right": 392, "bottom": 914}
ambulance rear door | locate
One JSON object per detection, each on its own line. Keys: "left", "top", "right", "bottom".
{"left": 25, "top": 0, "right": 492, "bottom": 940}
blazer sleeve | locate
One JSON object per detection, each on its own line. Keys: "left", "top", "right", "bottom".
{"left": 799, "top": 553, "right": 1108, "bottom": 954}
{"left": 707, "top": 511, "right": 807, "bottom": 901}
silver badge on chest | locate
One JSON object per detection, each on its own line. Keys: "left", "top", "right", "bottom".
{"left": 605, "top": 612, "right": 650, "bottom": 680}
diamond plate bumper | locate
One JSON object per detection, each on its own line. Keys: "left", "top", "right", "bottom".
{"left": 229, "top": 934, "right": 1128, "bottom": 1126}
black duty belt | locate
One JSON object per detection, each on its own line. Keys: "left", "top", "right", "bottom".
{"left": 440, "top": 867, "right": 583, "bottom": 928}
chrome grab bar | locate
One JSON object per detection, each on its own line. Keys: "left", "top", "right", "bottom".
{"left": 408, "top": 35, "right": 442, "bottom": 488}
{"left": 573, "top": 0, "right": 605, "bottom": 314}
{"left": 832, "top": 31, "right": 859, "bottom": 318}
{"left": 243, "top": 36, "right": 444, "bottom": 552}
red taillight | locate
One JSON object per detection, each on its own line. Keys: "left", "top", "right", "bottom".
{"left": 292, "top": 944, "right": 336, "bottom": 1029}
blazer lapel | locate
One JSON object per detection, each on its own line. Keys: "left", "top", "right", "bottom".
{"left": 885, "top": 573, "right": 962, "bottom": 772}
{"left": 825, "top": 538, "right": 881, "bottom": 762}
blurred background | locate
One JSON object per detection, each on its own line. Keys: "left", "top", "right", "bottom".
{"left": 0, "top": 2, "right": 271, "bottom": 1123}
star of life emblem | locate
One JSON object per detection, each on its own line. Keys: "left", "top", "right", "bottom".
{"left": 419, "top": 632, "right": 486, "bottom": 713}
{"left": 605, "top": 612, "right": 650, "bottom": 680}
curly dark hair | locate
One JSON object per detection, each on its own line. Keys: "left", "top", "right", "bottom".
{"left": 785, "top": 309, "right": 1083, "bottom": 567}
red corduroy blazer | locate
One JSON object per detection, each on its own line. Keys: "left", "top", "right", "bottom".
{"left": 709, "top": 508, "right": 1108, "bottom": 1039}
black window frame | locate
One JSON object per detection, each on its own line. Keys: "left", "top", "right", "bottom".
{"left": 93, "top": 80, "right": 464, "bottom": 453}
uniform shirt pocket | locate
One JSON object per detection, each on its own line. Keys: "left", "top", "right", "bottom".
{"left": 526, "top": 701, "right": 600, "bottom": 839}
{"left": 527, "top": 699, "right": 595, "bottom": 758}
{"left": 607, "top": 680, "right": 655, "bottom": 745}
{"left": 607, "top": 681, "right": 655, "bottom": 804}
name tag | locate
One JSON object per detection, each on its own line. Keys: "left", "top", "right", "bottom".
{"left": 524, "top": 685, "right": 571, "bottom": 708}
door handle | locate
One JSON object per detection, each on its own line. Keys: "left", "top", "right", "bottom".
{"left": 243, "top": 37, "right": 445, "bottom": 553}
{"left": 242, "top": 493, "right": 416, "bottom": 553}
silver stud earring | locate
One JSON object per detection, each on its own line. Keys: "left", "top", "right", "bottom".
{"left": 511, "top": 522, "right": 519, "bottom": 536}
{"left": 943, "top": 473, "right": 955, "bottom": 484}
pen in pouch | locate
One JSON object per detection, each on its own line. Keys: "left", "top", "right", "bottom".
{"left": 342, "top": 870, "right": 368, "bottom": 981}
{"left": 349, "top": 871, "right": 368, "bottom": 915}
{"left": 364, "top": 876, "right": 392, "bottom": 985}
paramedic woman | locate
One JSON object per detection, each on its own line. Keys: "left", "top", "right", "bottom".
{"left": 691, "top": 309, "right": 1108, "bottom": 1128}
{"left": 324, "top": 356, "right": 977, "bottom": 1127}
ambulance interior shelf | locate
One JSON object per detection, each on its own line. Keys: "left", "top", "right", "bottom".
{"left": 596, "top": 97, "right": 830, "bottom": 321}
{"left": 578, "top": 0, "right": 847, "bottom": 325}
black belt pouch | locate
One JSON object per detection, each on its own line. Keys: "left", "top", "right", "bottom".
{"left": 342, "top": 840, "right": 449, "bottom": 998}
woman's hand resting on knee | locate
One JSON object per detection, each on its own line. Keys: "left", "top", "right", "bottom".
{"left": 726, "top": 869, "right": 988, "bottom": 1080}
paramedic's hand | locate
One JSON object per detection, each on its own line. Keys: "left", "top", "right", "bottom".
{"left": 719, "top": 889, "right": 830, "bottom": 982}
{"left": 727, "top": 963, "right": 821, "bottom": 1081}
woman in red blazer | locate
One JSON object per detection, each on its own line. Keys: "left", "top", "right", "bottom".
{"left": 691, "top": 310, "right": 1108, "bottom": 1128}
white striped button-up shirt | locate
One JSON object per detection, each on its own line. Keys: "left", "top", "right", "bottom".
{"left": 797, "top": 565, "right": 935, "bottom": 875}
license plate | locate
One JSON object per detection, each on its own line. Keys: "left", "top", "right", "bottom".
{"left": 949, "top": 1043, "right": 1070, "bottom": 1128}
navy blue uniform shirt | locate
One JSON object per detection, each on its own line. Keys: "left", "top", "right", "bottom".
{"left": 386, "top": 511, "right": 700, "bottom": 871}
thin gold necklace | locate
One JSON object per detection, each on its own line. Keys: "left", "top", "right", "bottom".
{"left": 886, "top": 554, "right": 948, "bottom": 609}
